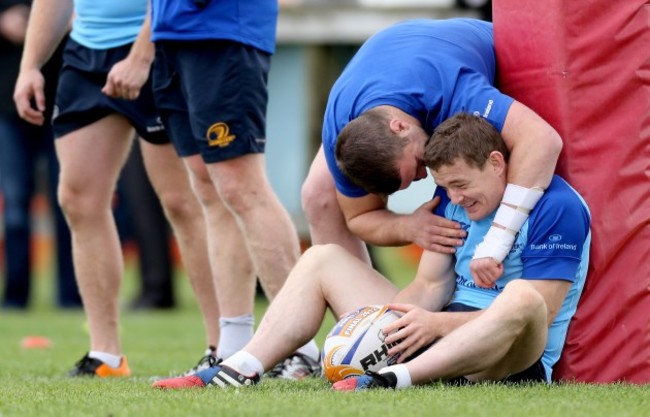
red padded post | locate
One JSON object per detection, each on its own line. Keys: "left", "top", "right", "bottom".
{"left": 493, "top": 0, "right": 650, "bottom": 382}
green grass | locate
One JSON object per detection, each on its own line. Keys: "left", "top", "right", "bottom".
{"left": 1, "top": 247, "right": 649, "bottom": 417}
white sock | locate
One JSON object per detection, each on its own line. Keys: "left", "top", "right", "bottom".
{"left": 380, "top": 364, "right": 412, "bottom": 389}
{"left": 88, "top": 351, "right": 121, "bottom": 368}
{"left": 217, "top": 314, "right": 254, "bottom": 359}
{"left": 222, "top": 350, "right": 264, "bottom": 376}
{"left": 295, "top": 340, "right": 320, "bottom": 362}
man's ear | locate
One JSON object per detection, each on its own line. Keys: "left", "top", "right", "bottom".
{"left": 388, "top": 118, "right": 409, "bottom": 136}
{"left": 489, "top": 151, "right": 507, "bottom": 175}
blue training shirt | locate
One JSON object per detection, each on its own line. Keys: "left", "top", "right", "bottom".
{"left": 70, "top": 0, "right": 146, "bottom": 49}
{"left": 150, "top": 0, "right": 277, "bottom": 54}
{"left": 323, "top": 18, "right": 515, "bottom": 198}
{"left": 433, "top": 176, "right": 591, "bottom": 381}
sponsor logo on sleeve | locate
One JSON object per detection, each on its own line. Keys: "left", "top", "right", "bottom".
{"left": 530, "top": 234, "right": 577, "bottom": 251}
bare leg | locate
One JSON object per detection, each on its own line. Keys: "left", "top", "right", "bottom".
{"left": 302, "top": 146, "right": 371, "bottom": 263}
{"left": 406, "top": 280, "right": 549, "bottom": 384}
{"left": 56, "top": 115, "right": 133, "bottom": 355}
{"left": 205, "top": 153, "right": 299, "bottom": 300}
{"left": 244, "top": 244, "right": 399, "bottom": 371}
{"left": 140, "top": 141, "right": 220, "bottom": 347}
{"left": 182, "top": 155, "right": 257, "bottom": 320}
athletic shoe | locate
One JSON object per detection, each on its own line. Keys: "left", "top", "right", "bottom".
{"left": 175, "top": 350, "right": 222, "bottom": 377}
{"left": 332, "top": 371, "right": 397, "bottom": 391}
{"left": 152, "top": 364, "right": 260, "bottom": 389}
{"left": 265, "top": 352, "right": 322, "bottom": 380}
{"left": 68, "top": 353, "right": 131, "bottom": 377}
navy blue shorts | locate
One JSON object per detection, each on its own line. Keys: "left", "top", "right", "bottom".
{"left": 152, "top": 40, "right": 270, "bottom": 163}
{"left": 442, "top": 303, "right": 548, "bottom": 384}
{"left": 52, "top": 38, "right": 167, "bottom": 144}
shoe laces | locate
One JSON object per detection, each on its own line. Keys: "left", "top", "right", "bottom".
{"left": 267, "top": 353, "right": 320, "bottom": 379}
{"left": 180, "top": 354, "right": 220, "bottom": 377}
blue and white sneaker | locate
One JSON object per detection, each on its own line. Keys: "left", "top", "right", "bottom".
{"left": 152, "top": 364, "right": 260, "bottom": 389}
{"left": 332, "top": 371, "right": 397, "bottom": 391}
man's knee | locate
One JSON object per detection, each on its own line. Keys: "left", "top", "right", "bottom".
{"left": 297, "top": 244, "right": 348, "bottom": 277}
{"left": 57, "top": 182, "right": 105, "bottom": 224}
{"left": 157, "top": 190, "right": 200, "bottom": 225}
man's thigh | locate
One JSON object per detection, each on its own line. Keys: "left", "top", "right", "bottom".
{"left": 445, "top": 302, "right": 548, "bottom": 383}
{"left": 304, "top": 244, "right": 399, "bottom": 318}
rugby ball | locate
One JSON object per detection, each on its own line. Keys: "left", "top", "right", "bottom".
{"left": 321, "top": 305, "right": 401, "bottom": 383}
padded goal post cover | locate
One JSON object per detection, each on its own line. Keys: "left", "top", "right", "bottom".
{"left": 493, "top": 0, "right": 650, "bottom": 382}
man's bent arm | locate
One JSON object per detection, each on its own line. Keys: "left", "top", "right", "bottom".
{"left": 392, "top": 249, "right": 456, "bottom": 311}
{"left": 337, "top": 191, "right": 463, "bottom": 252}
{"left": 500, "top": 101, "right": 562, "bottom": 189}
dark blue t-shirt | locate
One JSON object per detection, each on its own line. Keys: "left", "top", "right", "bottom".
{"left": 150, "top": 0, "right": 277, "bottom": 54}
{"left": 323, "top": 18, "right": 514, "bottom": 197}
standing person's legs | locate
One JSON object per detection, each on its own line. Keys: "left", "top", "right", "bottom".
{"left": 301, "top": 146, "right": 371, "bottom": 264}
{"left": 181, "top": 153, "right": 256, "bottom": 349}
{"left": 56, "top": 114, "right": 133, "bottom": 359}
{"left": 205, "top": 153, "right": 299, "bottom": 300}
{"left": 152, "top": 47, "right": 258, "bottom": 362}
{"left": 0, "top": 117, "right": 35, "bottom": 308}
{"left": 139, "top": 140, "right": 222, "bottom": 351}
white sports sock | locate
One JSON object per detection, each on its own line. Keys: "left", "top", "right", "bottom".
{"left": 295, "top": 340, "right": 320, "bottom": 362}
{"left": 222, "top": 350, "right": 264, "bottom": 377}
{"left": 217, "top": 314, "right": 254, "bottom": 360}
{"left": 380, "top": 364, "right": 412, "bottom": 389}
{"left": 88, "top": 351, "right": 121, "bottom": 368}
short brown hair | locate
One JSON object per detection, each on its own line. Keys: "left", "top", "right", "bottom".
{"left": 335, "top": 108, "right": 407, "bottom": 195}
{"left": 424, "top": 112, "right": 509, "bottom": 171}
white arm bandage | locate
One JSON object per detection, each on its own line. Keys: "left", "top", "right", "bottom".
{"left": 473, "top": 184, "right": 544, "bottom": 263}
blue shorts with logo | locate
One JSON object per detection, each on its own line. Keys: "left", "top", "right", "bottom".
{"left": 53, "top": 38, "right": 167, "bottom": 144}
{"left": 151, "top": 40, "right": 270, "bottom": 163}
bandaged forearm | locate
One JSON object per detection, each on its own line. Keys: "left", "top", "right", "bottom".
{"left": 473, "top": 184, "right": 544, "bottom": 263}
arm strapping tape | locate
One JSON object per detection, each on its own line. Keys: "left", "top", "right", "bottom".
{"left": 493, "top": 204, "right": 528, "bottom": 235}
{"left": 472, "top": 184, "right": 545, "bottom": 263}
{"left": 473, "top": 226, "right": 515, "bottom": 262}
{"left": 502, "top": 184, "right": 544, "bottom": 211}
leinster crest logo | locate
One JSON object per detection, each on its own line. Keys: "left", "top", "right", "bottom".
{"left": 206, "top": 122, "right": 236, "bottom": 148}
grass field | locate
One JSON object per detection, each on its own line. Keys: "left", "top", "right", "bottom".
{"left": 1, "top": 247, "right": 649, "bottom": 417}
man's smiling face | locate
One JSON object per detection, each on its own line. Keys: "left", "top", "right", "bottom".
{"left": 431, "top": 156, "right": 505, "bottom": 221}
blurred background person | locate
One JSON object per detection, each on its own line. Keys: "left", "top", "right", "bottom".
{"left": 0, "top": 0, "right": 80, "bottom": 309}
